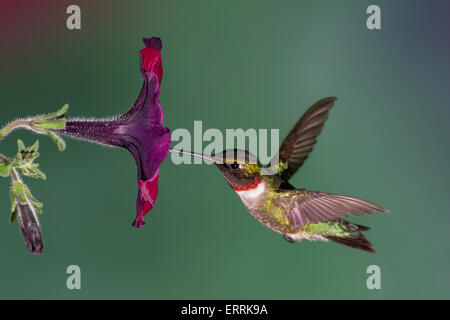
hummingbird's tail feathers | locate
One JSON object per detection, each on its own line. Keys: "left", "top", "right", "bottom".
{"left": 352, "top": 223, "right": 370, "bottom": 231}
{"left": 325, "top": 222, "right": 375, "bottom": 253}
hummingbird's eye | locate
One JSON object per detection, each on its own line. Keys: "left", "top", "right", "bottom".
{"left": 230, "top": 163, "right": 239, "bottom": 169}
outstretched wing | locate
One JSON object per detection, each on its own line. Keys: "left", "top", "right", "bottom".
{"left": 285, "top": 189, "right": 390, "bottom": 228}
{"left": 274, "top": 97, "right": 337, "bottom": 181}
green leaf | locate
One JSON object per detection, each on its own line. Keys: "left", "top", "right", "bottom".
{"left": 24, "top": 187, "right": 43, "bottom": 211}
{"left": 11, "top": 140, "right": 47, "bottom": 180}
{"left": 34, "top": 206, "right": 43, "bottom": 214}
{"left": 10, "top": 187, "right": 16, "bottom": 214}
{"left": 10, "top": 182, "right": 44, "bottom": 216}
{"left": 32, "top": 104, "right": 69, "bottom": 131}
{"left": 20, "top": 165, "right": 46, "bottom": 180}
{"left": 38, "top": 104, "right": 69, "bottom": 120}
{"left": 17, "top": 139, "right": 25, "bottom": 152}
{"left": 32, "top": 119, "right": 66, "bottom": 130}
{"left": 10, "top": 210, "right": 17, "bottom": 223}
{"left": 53, "top": 103, "right": 69, "bottom": 118}
{"left": 30, "top": 140, "right": 39, "bottom": 153}
{"left": 42, "top": 130, "right": 66, "bottom": 151}
{"left": 0, "top": 163, "right": 10, "bottom": 177}
{"left": 12, "top": 182, "right": 27, "bottom": 205}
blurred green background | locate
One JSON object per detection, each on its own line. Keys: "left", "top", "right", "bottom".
{"left": 0, "top": 0, "right": 449, "bottom": 299}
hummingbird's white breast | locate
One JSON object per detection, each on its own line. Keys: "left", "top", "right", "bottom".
{"left": 235, "top": 180, "right": 266, "bottom": 209}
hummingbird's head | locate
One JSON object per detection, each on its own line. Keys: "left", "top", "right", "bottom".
{"left": 211, "top": 149, "right": 263, "bottom": 191}
{"left": 168, "top": 148, "right": 264, "bottom": 191}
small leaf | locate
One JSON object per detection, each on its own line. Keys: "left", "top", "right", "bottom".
{"left": 10, "top": 182, "right": 44, "bottom": 216}
{"left": 10, "top": 210, "right": 17, "bottom": 223}
{"left": 24, "top": 187, "right": 43, "bottom": 211}
{"left": 39, "top": 104, "right": 69, "bottom": 120}
{"left": 32, "top": 119, "right": 66, "bottom": 130}
{"left": 13, "top": 182, "right": 28, "bottom": 205}
{"left": 30, "top": 140, "right": 39, "bottom": 153}
{"left": 42, "top": 130, "right": 66, "bottom": 151}
{"left": 33, "top": 168, "right": 46, "bottom": 180}
{"left": 34, "top": 206, "right": 43, "bottom": 214}
{"left": 21, "top": 166, "right": 46, "bottom": 180}
{"left": 0, "top": 163, "right": 10, "bottom": 177}
{"left": 10, "top": 187, "right": 16, "bottom": 214}
{"left": 17, "top": 140, "right": 25, "bottom": 152}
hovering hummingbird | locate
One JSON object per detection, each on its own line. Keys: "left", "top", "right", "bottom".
{"left": 171, "top": 97, "right": 390, "bottom": 253}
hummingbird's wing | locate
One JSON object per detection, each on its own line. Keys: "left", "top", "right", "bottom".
{"left": 284, "top": 189, "right": 390, "bottom": 228}
{"left": 273, "top": 97, "right": 336, "bottom": 181}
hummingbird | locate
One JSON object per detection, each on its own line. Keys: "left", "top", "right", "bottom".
{"left": 171, "top": 97, "right": 390, "bottom": 253}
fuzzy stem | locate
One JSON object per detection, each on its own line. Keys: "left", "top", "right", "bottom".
{"left": 9, "top": 167, "right": 21, "bottom": 183}
{"left": 0, "top": 120, "right": 32, "bottom": 141}
{"left": 0, "top": 153, "right": 9, "bottom": 163}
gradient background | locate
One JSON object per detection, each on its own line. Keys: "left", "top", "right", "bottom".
{"left": 0, "top": 0, "right": 449, "bottom": 299}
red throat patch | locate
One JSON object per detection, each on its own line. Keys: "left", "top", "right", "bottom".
{"left": 233, "top": 177, "right": 263, "bottom": 192}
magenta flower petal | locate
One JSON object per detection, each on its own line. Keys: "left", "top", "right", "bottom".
{"left": 133, "top": 174, "right": 160, "bottom": 228}
{"left": 124, "top": 37, "right": 164, "bottom": 124}
{"left": 140, "top": 38, "right": 163, "bottom": 83}
{"left": 120, "top": 72, "right": 171, "bottom": 183}
{"left": 54, "top": 37, "right": 171, "bottom": 228}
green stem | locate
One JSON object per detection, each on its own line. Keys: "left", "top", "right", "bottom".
{"left": 0, "top": 120, "right": 32, "bottom": 141}
{"left": 0, "top": 154, "right": 21, "bottom": 182}
{"left": 9, "top": 168, "right": 21, "bottom": 183}
{"left": 0, "top": 153, "right": 10, "bottom": 164}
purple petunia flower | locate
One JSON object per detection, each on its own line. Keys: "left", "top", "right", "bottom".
{"left": 54, "top": 37, "right": 171, "bottom": 228}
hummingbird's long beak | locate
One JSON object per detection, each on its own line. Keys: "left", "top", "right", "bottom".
{"left": 169, "top": 148, "right": 221, "bottom": 164}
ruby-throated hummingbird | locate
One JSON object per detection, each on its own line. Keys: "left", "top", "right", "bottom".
{"left": 171, "top": 97, "right": 390, "bottom": 253}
